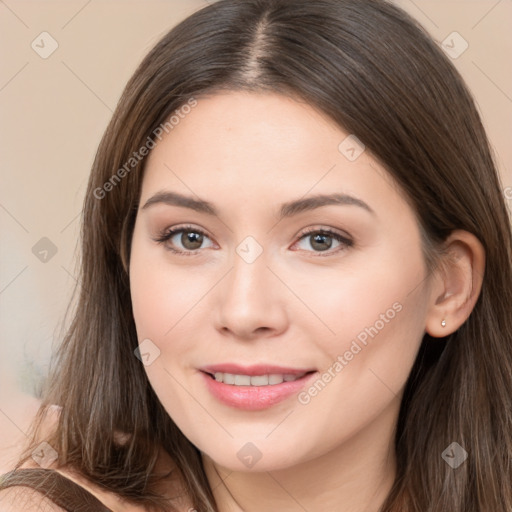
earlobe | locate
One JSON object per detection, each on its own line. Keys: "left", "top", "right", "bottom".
{"left": 425, "top": 230, "right": 485, "bottom": 338}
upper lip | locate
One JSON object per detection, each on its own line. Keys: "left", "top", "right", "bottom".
{"left": 200, "top": 364, "right": 316, "bottom": 376}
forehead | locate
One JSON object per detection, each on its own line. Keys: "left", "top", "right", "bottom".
{"left": 140, "top": 91, "right": 405, "bottom": 222}
{"left": 146, "top": 91, "right": 341, "bottom": 176}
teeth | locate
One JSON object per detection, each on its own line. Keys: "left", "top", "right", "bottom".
{"left": 223, "top": 373, "right": 235, "bottom": 385}
{"left": 268, "top": 374, "right": 284, "bottom": 385}
{"left": 234, "top": 374, "right": 251, "bottom": 386}
{"left": 212, "top": 372, "right": 305, "bottom": 386}
{"left": 250, "top": 375, "right": 269, "bottom": 386}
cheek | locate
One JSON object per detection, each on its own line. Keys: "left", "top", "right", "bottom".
{"left": 293, "top": 294, "right": 425, "bottom": 464}
{"left": 282, "top": 238, "right": 426, "bottom": 360}
{"left": 292, "top": 250, "right": 428, "bottom": 437}
{"left": 288, "top": 239, "right": 428, "bottom": 417}
{"left": 129, "top": 238, "right": 206, "bottom": 342}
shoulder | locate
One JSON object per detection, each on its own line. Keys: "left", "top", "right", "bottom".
{"left": 1, "top": 402, "right": 190, "bottom": 511}
{"left": 0, "top": 399, "right": 64, "bottom": 510}
{"left": 0, "top": 486, "right": 65, "bottom": 511}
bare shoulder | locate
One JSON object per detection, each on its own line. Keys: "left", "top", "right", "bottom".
{"left": 1, "top": 402, "right": 191, "bottom": 511}
{"left": 0, "top": 486, "right": 65, "bottom": 512}
{"left": 0, "top": 400, "right": 65, "bottom": 510}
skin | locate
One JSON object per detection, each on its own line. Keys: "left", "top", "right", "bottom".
{"left": 128, "top": 91, "right": 485, "bottom": 512}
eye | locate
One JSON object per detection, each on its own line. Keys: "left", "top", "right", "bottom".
{"left": 292, "top": 227, "right": 353, "bottom": 256}
{"left": 154, "top": 224, "right": 215, "bottom": 256}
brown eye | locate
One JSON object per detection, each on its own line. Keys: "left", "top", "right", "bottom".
{"left": 294, "top": 228, "right": 353, "bottom": 256}
{"left": 179, "top": 230, "right": 204, "bottom": 250}
{"left": 309, "top": 233, "right": 334, "bottom": 251}
{"left": 154, "top": 225, "right": 214, "bottom": 255}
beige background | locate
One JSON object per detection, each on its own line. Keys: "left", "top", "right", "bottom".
{"left": 1, "top": 0, "right": 511, "bottom": 471}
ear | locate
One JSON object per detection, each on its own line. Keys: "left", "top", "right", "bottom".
{"left": 425, "top": 230, "right": 485, "bottom": 338}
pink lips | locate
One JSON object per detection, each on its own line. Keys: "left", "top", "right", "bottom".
{"left": 200, "top": 364, "right": 317, "bottom": 411}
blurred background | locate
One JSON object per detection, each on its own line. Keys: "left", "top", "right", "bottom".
{"left": 1, "top": 0, "right": 511, "bottom": 472}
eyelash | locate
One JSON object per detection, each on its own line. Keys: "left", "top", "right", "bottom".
{"left": 154, "top": 224, "right": 354, "bottom": 257}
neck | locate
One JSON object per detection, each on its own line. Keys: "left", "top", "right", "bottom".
{"left": 202, "top": 399, "right": 399, "bottom": 512}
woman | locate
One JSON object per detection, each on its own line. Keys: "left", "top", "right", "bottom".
{"left": 1, "top": 0, "right": 511, "bottom": 510}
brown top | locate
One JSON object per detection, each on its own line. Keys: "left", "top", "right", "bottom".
{"left": 0, "top": 468, "right": 113, "bottom": 511}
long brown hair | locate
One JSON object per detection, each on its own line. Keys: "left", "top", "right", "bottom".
{"left": 12, "top": 0, "right": 512, "bottom": 510}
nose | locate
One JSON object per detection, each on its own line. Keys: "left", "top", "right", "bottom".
{"left": 214, "top": 245, "right": 289, "bottom": 341}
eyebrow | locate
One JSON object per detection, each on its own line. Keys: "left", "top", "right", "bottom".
{"left": 141, "top": 191, "right": 375, "bottom": 219}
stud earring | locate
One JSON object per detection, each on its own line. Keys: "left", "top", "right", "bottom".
{"left": 441, "top": 319, "right": 446, "bottom": 327}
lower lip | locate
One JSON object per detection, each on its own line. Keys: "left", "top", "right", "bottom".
{"left": 201, "top": 371, "right": 317, "bottom": 411}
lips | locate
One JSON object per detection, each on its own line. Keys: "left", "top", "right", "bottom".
{"left": 199, "top": 364, "right": 317, "bottom": 410}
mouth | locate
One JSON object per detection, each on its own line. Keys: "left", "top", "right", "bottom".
{"left": 199, "top": 364, "right": 317, "bottom": 410}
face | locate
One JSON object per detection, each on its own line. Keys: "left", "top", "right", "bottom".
{"left": 129, "top": 91, "right": 432, "bottom": 472}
